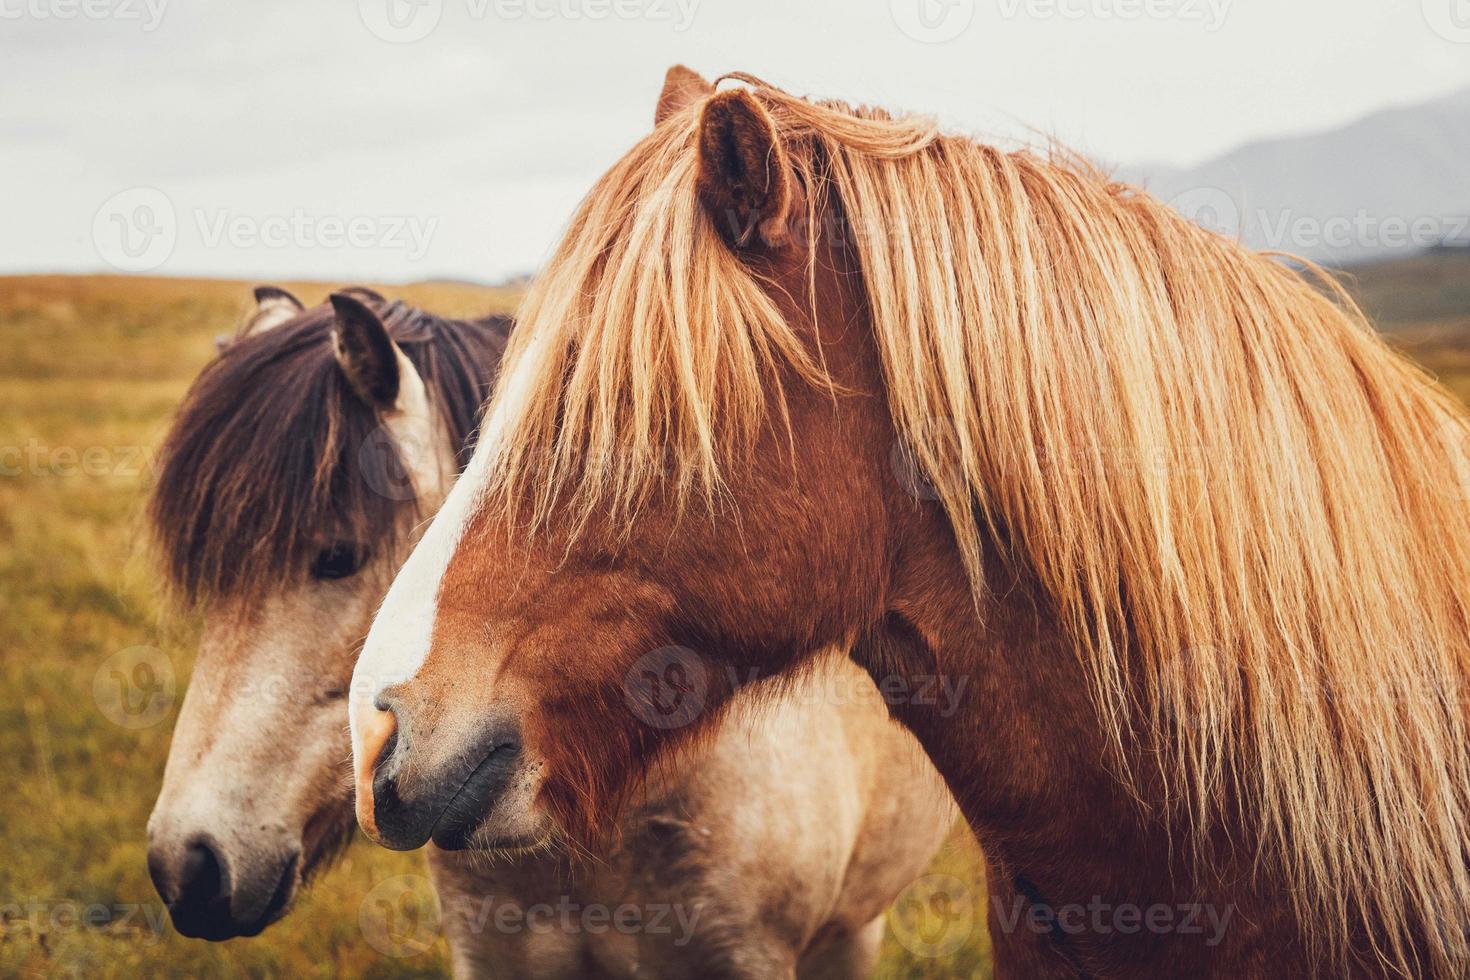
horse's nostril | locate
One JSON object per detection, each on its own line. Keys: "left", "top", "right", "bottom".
{"left": 177, "top": 839, "right": 226, "bottom": 904}
{"left": 375, "top": 730, "right": 400, "bottom": 775}
{"left": 149, "top": 833, "right": 295, "bottom": 941}
{"left": 358, "top": 696, "right": 400, "bottom": 777}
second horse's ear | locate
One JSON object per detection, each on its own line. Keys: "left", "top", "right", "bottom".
{"left": 695, "top": 88, "right": 792, "bottom": 250}
{"left": 329, "top": 292, "right": 400, "bottom": 408}
{"left": 655, "top": 64, "right": 713, "bottom": 126}
{"left": 240, "top": 285, "right": 305, "bottom": 338}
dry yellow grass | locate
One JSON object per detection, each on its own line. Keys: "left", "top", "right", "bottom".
{"left": 0, "top": 274, "right": 989, "bottom": 979}
{"left": 6, "top": 258, "right": 1463, "bottom": 976}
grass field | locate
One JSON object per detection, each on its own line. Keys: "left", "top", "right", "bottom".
{"left": 3, "top": 255, "right": 1467, "bottom": 978}
{"left": 0, "top": 274, "right": 993, "bottom": 979}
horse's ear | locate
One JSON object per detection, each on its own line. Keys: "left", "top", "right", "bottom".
{"left": 329, "top": 292, "right": 400, "bottom": 408}
{"left": 243, "top": 285, "right": 305, "bottom": 337}
{"left": 655, "top": 64, "right": 713, "bottom": 126}
{"left": 338, "top": 285, "right": 387, "bottom": 304}
{"left": 695, "top": 89, "right": 792, "bottom": 250}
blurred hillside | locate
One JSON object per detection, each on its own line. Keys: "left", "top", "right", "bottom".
{"left": 1130, "top": 86, "right": 1470, "bottom": 267}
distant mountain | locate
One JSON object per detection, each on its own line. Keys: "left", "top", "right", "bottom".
{"left": 1125, "top": 86, "right": 1470, "bottom": 267}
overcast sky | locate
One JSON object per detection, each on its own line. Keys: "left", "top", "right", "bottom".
{"left": 4, "top": 0, "right": 1469, "bottom": 283}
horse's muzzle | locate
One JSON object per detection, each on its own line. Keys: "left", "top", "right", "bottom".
{"left": 355, "top": 692, "right": 523, "bottom": 851}
{"left": 146, "top": 832, "right": 298, "bottom": 940}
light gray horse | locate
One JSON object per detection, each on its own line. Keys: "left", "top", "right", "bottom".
{"left": 145, "top": 285, "right": 955, "bottom": 977}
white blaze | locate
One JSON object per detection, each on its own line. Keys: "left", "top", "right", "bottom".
{"left": 349, "top": 327, "right": 554, "bottom": 765}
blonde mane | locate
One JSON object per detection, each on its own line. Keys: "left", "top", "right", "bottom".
{"left": 485, "top": 77, "right": 1470, "bottom": 975}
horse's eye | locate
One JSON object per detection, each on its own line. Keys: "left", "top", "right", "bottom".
{"left": 311, "top": 543, "right": 367, "bottom": 580}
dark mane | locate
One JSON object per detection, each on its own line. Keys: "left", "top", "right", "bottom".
{"left": 149, "top": 291, "right": 511, "bottom": 602}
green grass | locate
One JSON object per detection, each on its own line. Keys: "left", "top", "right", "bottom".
{"left": 0, "top": 274, "right": 991, "bottom": 978}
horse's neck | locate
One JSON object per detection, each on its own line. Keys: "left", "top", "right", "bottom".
{"left": 868, "top": 514, "right": 1297, "bottom": 974}
{"left": 870, "top": 525, "right": 1108, "bottom": 826}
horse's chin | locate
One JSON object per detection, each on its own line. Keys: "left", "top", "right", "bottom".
{"left": 423, "top": 754, "right": 555, "bottom": 854}
{"left": 230, "top": 868, "right": 300, "bottom": 939}
{"left": 435, "top": 804, "right": 555, "bottom": 854}
{"left": 461, "top": 828, "right": 556, "bottom": 857}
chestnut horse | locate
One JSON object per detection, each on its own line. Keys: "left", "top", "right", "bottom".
{"left": 351, "top": 67, "right": 1470, "bottom": 978}
{"left": 147, "top": 286, "right": 952, "bottom": 976}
